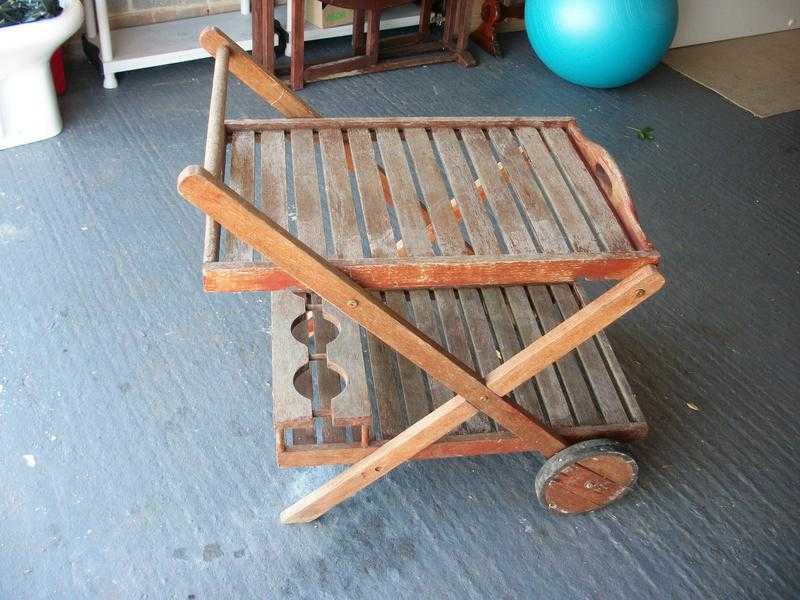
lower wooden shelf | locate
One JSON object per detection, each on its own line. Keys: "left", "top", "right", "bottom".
{"left": 272, "top": 283, "right": 647, "bottom": 467}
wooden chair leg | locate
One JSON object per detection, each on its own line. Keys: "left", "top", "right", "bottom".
{"left": 352, "top": 9, "right": 366, "bottom": 55}
{"left": 278, "top": 266, "right": 664, "bottom": 523}
{"left": 290, "top": 0, "right": 305, "bottom": 90}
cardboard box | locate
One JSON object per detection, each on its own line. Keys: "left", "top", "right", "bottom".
{"left": 304, "top": 0, "right": 353, "bottom": 28}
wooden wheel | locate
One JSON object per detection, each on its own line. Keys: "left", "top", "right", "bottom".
{"left": 535, "top": 439, "right": 638, "bottom": 515}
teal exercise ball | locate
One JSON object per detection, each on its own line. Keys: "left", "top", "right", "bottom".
{"left": 525, "top": 0, "right": 678, "bottom": 88}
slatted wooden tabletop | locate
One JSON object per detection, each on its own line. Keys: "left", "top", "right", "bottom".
{"left": 202, "top": 117, "right": 659, "bottom": 292}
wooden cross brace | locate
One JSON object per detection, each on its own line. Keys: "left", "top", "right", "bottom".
{"left": 177, "top": 167, "right": 664, "bottom": 523}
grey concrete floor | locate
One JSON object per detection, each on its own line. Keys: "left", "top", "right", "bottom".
{"left": 1, "top": 32, "right": 799, "bottom": 599}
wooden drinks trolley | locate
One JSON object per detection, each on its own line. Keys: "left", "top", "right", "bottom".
{"left": 178, "top": 28, "right": 664, "bottom": 523}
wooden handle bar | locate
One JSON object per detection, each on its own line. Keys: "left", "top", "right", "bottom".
{"left": 202, "top": 44, "right": 229, "bottom": 263}
{"left": 198, "top": 26, "right": 319, "bottom": 119}
{"left": 566, "top": 122, "right": 652, "bottom": 251}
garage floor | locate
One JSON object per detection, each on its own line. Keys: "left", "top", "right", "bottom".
{"left": 1, "top": 32, "right": 798, "bottom": 599}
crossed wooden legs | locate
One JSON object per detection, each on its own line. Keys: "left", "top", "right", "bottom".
{"left": 177, "top": 167, "right": 665, "bottom": 524}
{"left": 279, "top": 266, "right": 662, "bottom": 522}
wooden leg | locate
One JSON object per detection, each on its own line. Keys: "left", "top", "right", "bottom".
{"left": 455, "top": 0, "right": 469, "bottom": 52}
{"left": 442, "top": 0, "right": 455, "bottom": 44}
{"left": 278, "top": 266, "right": 665, "bottom": 523}
{"left": 418, "top": 0, "right": 432, "bottom": 36}
{"left": 290, "top": 0, "right": 305, "bottom": 90}
{"left": 263, "top": 0, "right": 275, "bottom": 72}
{"left": 352, "top": 9, "right": 366, "bottom": 55}
{"left": 252, "top": 0, "right": 264, "bottom": 65}
{"left": 366, "top": 10, "right": 381, "bottom": 65}
{"left": 470, "top": 0, "right": 524, "bottom": 57}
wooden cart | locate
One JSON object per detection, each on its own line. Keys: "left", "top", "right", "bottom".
{"left": 178, "top": 27, "right": 664, "bottom": 523}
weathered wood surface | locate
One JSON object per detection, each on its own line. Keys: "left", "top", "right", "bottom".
{"left": 211, "top": 120, "right": 656, "bottom": 290}
{"left": 277, "top": 266, "right": 663, "bottom": 522}
{"left": 269, "top": 278, "right": 651, "bottom": 466}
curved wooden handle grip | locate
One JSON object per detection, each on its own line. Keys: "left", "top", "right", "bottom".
{"left": 198, "top": 26, "right": 320, "bottom": 119}
{"left": 566, "top": 122, "right": 653, "bottom": 251}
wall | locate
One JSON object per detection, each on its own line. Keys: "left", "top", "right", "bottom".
{"left": 673, "top": 0, "right": 799, "bottom": 46}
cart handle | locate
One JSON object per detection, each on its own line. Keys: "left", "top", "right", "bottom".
{"left": 199, "top": 26, "right": 319, "bottom": 119}
{"left": 566, "top": 122, "right": 653, "bottom": 252}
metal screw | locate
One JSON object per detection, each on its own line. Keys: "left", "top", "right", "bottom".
{"left": 635, "top": 289, "right": 646, "bottom": 298}
{"left": 347, "top": 299, "right": 359, "bottom": 308}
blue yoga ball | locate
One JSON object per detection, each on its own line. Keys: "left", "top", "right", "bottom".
{"left": 525, "top": 0, "right": 678, "bottom": 88}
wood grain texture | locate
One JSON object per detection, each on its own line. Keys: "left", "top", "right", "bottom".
{"left": 178, "top": 166, "right": 566, "bottom": 453}
{"left": 279, "top": 266, "right": 663, "bottom": 522}
{"left": 271, "top": 291, "right": 314, "bottom": 428}
{"left": 201, "top": 252, "right": 659, "bottom": 291}
{"left": 223, "top": 131, "right": 256, "bottom": 262}
{"left": 198, "top": 26, "right": 320, "bottom": 118}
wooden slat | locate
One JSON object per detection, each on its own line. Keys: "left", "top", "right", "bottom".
{"left": 432, "top": 127, "right": 501, "bottom": 253}
{"left": 403, "top": 128, "right": 492, "bottom": 433}
{"left": 290, "top": 129, "right": 325, "bottom": 254}
{"left": 464, "top": 128, "right": 617, "bottom": 425}
{"left": 375, "top": 127, "right": 455, "bottom": 419}
{"left": 574, "top": 285, "right": 646, "bottom": 423}
{"left": 515, "top": 127, "right": 599, "bottom": 253}
{"left": 384, "top": 292, "right": 432, "bottom": 424}
{"left": 260, "top": 130, "right": 288, "bottom": 226}
{"left": 278, "top": 421, "right": 648, "bottom": 466}
{"left": 224, "top": 130, "right": 256, "bottom": 261}
{"left": 225, "top": 116, "right": 575, "bottom": 132}
{"left": 346, "top": 128, "right": 408, "bottom": 437}
{"left": 486, "top": 127, "right": 568, "bottom": 254}
{"left": 486, "top": 128, "right": 638, "bottom": 425}
{"left": 202, "top": 252, "right": 660, "bottom": 291}
{"left": 433, "top": 127, "right": 573, "bottom": 426}
{"left": 551, "top": 286, "right": 629, "bottom": 424}
{"left": 541, "top": 128, "right": 632, "bottom": 252}
{"left": 347, "top": 128, "right": 395, "bottom": 258}
{"left": 319, "top": 130, "right": 362, "bottom": 258}
{"left": 503, "top": 287, "right": 574, "bottom": 427}
{"left": 271, "top": 291, "right": 313, "bottom": 428}
{"left": 322, "top": 301, "right": 371, "bottom": 425}
{"left": 403, "top": 128, "right": 466, "bottom": 255}
{"left": 461, "top": 127, "right": 532, "bottom": 254}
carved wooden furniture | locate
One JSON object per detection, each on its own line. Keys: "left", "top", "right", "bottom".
{"left": 253, "top": 0, "right": 475, "bottom": 89}
{"left": 178, "top": 27, "right": 665, "bottom": 523}
{"left": 471, "top": 0, "right": 524, "bottom": 56}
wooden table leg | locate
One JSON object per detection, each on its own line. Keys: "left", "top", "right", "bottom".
{"left": 418, "top": 0, "right": 432, "bottom": 36}
{"left": 263, "top": 0, "right": 275, "bottom": 72}
{"left": 252, "top": 0, "right": 264, "bottom": 65}
{"left": 290, "top": 0, "right": 305, "bottom": 90}
{"left": 366, "top": 9, "right": 381, "bottom": 65}
{"left": 353, "top": 9, "right": 366, "bottom": 55}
